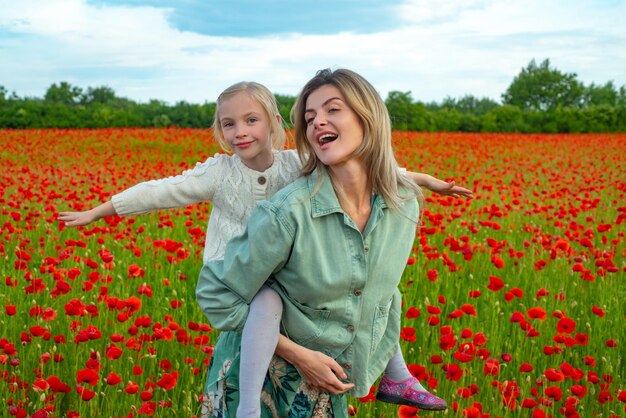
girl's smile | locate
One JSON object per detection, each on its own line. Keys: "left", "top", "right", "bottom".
{"left": 218, "top": 92, "right": 275, "bottom": 171}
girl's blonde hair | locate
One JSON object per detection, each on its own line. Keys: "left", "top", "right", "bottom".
{"left": 291, "top": 68, "right": 423, "bottom": 211}
{"left": 212, "top": 81, "right": 286, "bottom": 152}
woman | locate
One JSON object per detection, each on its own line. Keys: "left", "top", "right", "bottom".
{"left": 196, "top": 68, "right": 423, "bottom": 417}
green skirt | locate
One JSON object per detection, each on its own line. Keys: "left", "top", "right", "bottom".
{"left": 201, "top": 331, "right": 348, "bottom": 418}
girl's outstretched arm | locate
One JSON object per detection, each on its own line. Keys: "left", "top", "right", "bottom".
{"left": 407, "top": 172, "right": 474, "bottom": 199}
{"left": 58, "top": 201, "right": 116, "bottom": 227}
{"left": 275, "top": 335, "right": 355, "bottom": 394}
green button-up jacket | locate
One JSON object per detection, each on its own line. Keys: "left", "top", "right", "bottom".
{"left": 196, "top": 169, "right": 418, "bottom": 397}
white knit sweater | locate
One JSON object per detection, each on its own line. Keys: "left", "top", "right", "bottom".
{"left": 111, "top": 150, "right": 302, "bottom": 262}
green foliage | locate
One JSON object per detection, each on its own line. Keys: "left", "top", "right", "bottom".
{"left": 275, "top": 94, "right": 296, "bottom": 128}
{"left": 1, "top": 60, "right": 625, "bottom": 132}
{"left": 385, "top": 91, "right": 433, "bottom": 131}
{"left": 502, "top": 58, "right": 585, "bottom": 111}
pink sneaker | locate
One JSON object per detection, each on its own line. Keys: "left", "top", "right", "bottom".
{"left": 376, "top": 376, "right": 447, "bottom": 411}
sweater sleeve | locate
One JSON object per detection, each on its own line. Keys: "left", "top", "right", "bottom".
{"left": 111, "top": 154, "right": 225, "bottom": 216}
{"left": 195, "top": 201, "right": 295, "bottom": 331}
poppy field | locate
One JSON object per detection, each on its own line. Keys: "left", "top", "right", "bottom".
{"left": 1, "top": 128, "right": 624, "bottom": 418}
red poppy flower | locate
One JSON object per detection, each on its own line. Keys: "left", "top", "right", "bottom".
{"left": 570, "top": 384, "right": 587, "bottom": 398}
{"left": 405, "top": 306, "right": 420, "bottom": 319}
{"left": 520, "top": 362, "right": 534, "bottom": 373}
{"left": 491, "top": 255, "right": 505, "bottom": 269}
{"left": 483, "top": 358, "right": 500, "bottom": 376}
{"left": 556, "top": 317, "right": 576, "bottom": 334}
{"left": 125, "top": 381, "right": 139, "bottom": 394}
{"left": 156, "top": 371, "right": 178, "bottom": 390}
{"left": 105, "top": 344, "right": 123, "bottom": 360}
{"left": 398, "top": 405, "right": 419, "bottom": 418}
{"left": 443, "top": 363, "right": 463, "bottom": 381}
{"left": 357, "top": 385, "right": 376, "bottom": 402}
{"left": 520, "top": 398, "right": 538, "bottom": 408}
{"left": 591, "top": 306, "right": 605, "bottom": 317}
{"left": 487, "top": 275, "right": 504, "bottom": 291}
{"left": 544, "top": 368, "right": 565, "bottom": 382}
{"left": 461, "top": 405, "right": 482, "bottom": 418}
{"left": 76, "top": 385, "right": 96, "bottom": 401}
{"left": 400, "top": 327, "right": 417, "bottom": 342}
{"left": 76, "top": 369, "right": 99, "bottom": 386}
{"left": 544, "top": 386, "right": 563, "bottom": 401}
{"left": 104, "top": 372, "right": 122, "bottom": 386}
{"left": 527, "top": 307, "right": 547, "bottom": 320}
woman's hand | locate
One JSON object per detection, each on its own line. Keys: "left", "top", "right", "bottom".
{"left": 427, "top": 179, "right": 474, "bottom": 199}
{"left": 295, "top": 349, "right": 355, "bottom": 394}
{"left": 406, "top": 172, "right": 474, "bottom": 199}
{"left": 275, "top": 335, "right": 354, "bottom": 394}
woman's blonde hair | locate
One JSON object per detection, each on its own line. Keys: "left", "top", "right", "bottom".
{"left": 291, "top": 68, "right": 423, "bottom": 211}
{"left": 212, "top": 81, "right": 286, "bottom": 152}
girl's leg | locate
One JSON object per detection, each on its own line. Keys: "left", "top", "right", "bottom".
{"left": 377, "top": 342, "right": 448, "bottom": 411}
{"left": 236, "top": 285, "right": 282, "bottom": 418}
{"left": 383, "top": 343, "right": 426, "bottom": 390}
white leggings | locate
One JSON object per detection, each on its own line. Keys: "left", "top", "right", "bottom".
{"left": 236, "top": 286, "right": 420, "bottom": 417}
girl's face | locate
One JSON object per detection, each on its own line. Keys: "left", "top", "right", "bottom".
{"left": 218, "top": 92, "right": 275, "bottom": 171}
{"left": 304, "top": 84, "right": 364, "bottom": 170}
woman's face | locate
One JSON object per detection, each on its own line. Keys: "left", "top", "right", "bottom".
{"left": 304, "top": 84, "right": 364, "bottom": 169}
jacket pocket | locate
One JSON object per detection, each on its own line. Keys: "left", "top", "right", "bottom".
{"left": 283, "top": 296, "right": 331, "bottom": 346}
{"left": 371, "top": 297, "right": 394, "bottom": 355}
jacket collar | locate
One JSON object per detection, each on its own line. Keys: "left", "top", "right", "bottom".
{"left": 307, "top": 168, "right": 388, "bottom": 220}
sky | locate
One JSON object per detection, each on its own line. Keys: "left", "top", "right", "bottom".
{"left": 1, "top": 0, "right": 625, "bottom": 105}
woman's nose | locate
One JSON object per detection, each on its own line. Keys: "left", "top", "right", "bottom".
{"left": 313, "top": 114, "right": 327, "bottom": 128}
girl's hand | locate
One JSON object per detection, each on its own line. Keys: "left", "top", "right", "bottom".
{"left": 295, "top": 349, "right": 355, "bottom": 394}
{"left": 58, "top": 201, "right": 116, "bottom": 227}
{"left": 58, "top": 210, "right": 97, "bottom": 227}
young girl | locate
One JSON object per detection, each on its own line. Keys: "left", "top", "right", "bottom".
{"left": 60, "top": 81, "right": 469, "bottom": 416}
{"left": 196, "top": 68, "right": 456, "bottom": 417}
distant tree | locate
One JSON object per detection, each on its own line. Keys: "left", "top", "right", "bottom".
{"left": 502, "top": 59, "right": 584, "bottom": 111}
{"left": 82, "top": 86, "right": 117, "bottom": 104}
{"left": 455, "top": 95, "right": 499, "bottom": 115}
{"left": 385, "top": 91, "right": 432, "bottom": 131}
{"left": 482, "top": 105, "right": 529, "bottom": 133}
{"left": 44, "top": 82, "right": 83, "bottom": 105}
{"left": 582, "top": 81, "right": 619, "bottom": 107}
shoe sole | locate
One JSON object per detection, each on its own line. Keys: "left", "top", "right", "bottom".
{"left": 376, "top": 392, "right": 448, "bottom": 411}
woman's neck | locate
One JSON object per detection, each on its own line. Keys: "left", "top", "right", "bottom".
{"left": 329, "top": 161, "right": 372, "bottom": 233}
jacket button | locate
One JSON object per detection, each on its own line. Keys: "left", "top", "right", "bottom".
{"left": 258, "top": 176, "right": 267, "bottom": 185}
{"left": 346, "top": 325, "right": 355, "bottom": 333}
{"left": 354, "top": 290, "right": 362, "bottom": 296}
{"left": 364, "top": 245, "right": 369, "bottom": 253}
{"left": 344, "top": 363, "right": 352, "bottom": 369}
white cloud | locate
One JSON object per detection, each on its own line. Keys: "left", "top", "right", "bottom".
{"left": 0, "top": 0, "right": 624, "bottom": 104}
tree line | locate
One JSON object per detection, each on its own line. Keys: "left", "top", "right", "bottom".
{"left": 1, "top": 59, "right": 624, "bottom": 132}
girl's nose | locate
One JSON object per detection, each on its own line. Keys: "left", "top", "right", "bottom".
{"left": 235, "top": 125, "right": 247, "bottom": 137}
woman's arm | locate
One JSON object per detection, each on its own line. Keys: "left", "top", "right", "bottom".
{"left": 407, "top": 172, "right": 474, "bottom": 199}
{"left": 196, "top": 202, "right": 293, "bottom": 331}
{"left": 275, "top": 335, "right": 355, "bottom": 394}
